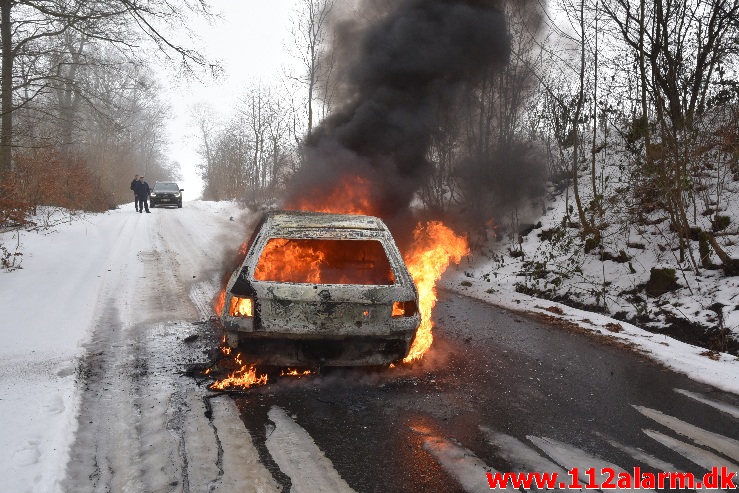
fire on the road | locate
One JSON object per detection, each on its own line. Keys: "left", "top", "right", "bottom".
{"left": 280, "top": 368, "right": 314, "bottom": 377}
{"left": 209, "top": 347, "right": 268, "bottom": 391}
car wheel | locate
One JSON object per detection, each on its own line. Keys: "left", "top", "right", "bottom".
{"left": 150, "top": 203, "right": 155, "bottom": 208}
{"left": 178, "top": 202, "right": 182, "bottom": 208}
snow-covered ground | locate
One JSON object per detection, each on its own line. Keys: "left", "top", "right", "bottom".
{"left": 458, "top": 135, "right": 739, "bottom": 351}
{"left": 0, "top": 198, "right": 737, "bottom": 491}
{"left": 0, "top": 200, "right": 248, "bottom": 492}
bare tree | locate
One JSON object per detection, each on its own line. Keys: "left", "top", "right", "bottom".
{"left": 604, "top": 0, "right": 739, "bottom": 269}
{"left": 190, "top": 102, "right": 217, "bottom": 199}
{"left": 193, "top": 81, "right": 297, "bottom": 203}
{"left": 0, "top": 0, "right": 211, "bottom": 177}
{"left": 287, "top": 0, "right": 336, "bottom": 139}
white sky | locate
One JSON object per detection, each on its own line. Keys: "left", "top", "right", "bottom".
{"left": 163, "top": 0, "right": 299, "bottom": 198}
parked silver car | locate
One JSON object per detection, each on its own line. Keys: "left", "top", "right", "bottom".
{"left": 220, "top": 211, "right": 420, "bottom": 366}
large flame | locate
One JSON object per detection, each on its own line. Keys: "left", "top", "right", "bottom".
{"left": 402, "top": 222, "right": 468, "bottom": 362}
{"left": 255, "top": 238, "right": 325, "bottom": 283}
{"left": 254, "top": 238, "right": 395, "bottom": 285}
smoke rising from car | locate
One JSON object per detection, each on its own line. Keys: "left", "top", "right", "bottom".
{"left": 285, "top": 0, "right": 547, "bottom": 230}
{"left": 286, "top": 0, "right": 508, "bottom": 217}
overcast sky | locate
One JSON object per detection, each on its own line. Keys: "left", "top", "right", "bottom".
{"left": 165, "top": 0, "right": 299, "bottom": 198}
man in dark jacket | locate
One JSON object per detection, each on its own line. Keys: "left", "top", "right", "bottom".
{"left": 130, "top": 174, "right": 139, "bottom": 211}
{"left": 135, "top": 176, "right": 151, "bottom": 213}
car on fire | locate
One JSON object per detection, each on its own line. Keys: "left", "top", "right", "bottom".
{"left": 220, "top": 210, "right": 420, "bottom": 367}
{"left": 149, "top": 181, "right": 183, "bottom": 208}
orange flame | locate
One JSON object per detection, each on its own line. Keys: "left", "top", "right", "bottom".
{"left": 210, "top": 352, "right": 268, "bottom": 390}
{"left": 255, "top": 238, "right": 325, "bottom": 283}
{"left": 402, "top": 222, "right": 468, "bottom": 362}
{"left": 229, "top": 296, "right": 253, "bottom": 317}
{"left": 221, "top": 344, "right": 232, "bottom": 356}
{"left": 214, "top": 289, "right": 227, "bottom": 315}
{"left": 254, "top": 238, "right": 394, "bottom": 285}
{"left": 286, "top": 175, "right": 379, "bottom": 216}
{"left": 280, "top": 368, "right": 314, "bottom": 377}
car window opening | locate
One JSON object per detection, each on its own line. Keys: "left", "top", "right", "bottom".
{"left": 254, "top": 238, "right": 395, "bottom": 285}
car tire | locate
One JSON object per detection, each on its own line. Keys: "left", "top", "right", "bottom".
{"left": 150, "top": 203, "right": 155, "bottom": 208}
{"left": 178, "top": 202, "right": 182, "bottom": 208}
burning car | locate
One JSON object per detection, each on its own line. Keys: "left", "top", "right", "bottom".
{"left": 220, "top": 210, "right": 420, "bottom": 367}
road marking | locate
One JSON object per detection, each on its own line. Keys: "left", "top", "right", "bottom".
{"left": 481, "top": 427, "right": 573, "bottom": 491}
{"left": 634, "top": 405, "right": 739, "bottom": 461}
{"left": 266, "top": 406, "right": 356, "bottom": 493}
{"left": 422, "top": 435, "right": 519, "bottom": 492}
{"left": 210, "top": 397, "right": 280, "bottom": 493}
{"left": 527, "top": 435, "right": 654, "bottom": 492}
{"left": 642, "top": 429, "right": 739, "bottom": 473}
{"left": 481, "top": 427, "right": 571, "bottom": 476}
{"left": 674, "top": 388, "right": 739, "bottom": 419}
{"left": 182, "top": 389, "right": 221, "bottom": 491}
{"left": 596, "top": 432, "right": 676, "bottom": 472}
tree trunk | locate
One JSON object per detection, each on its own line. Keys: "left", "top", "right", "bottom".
{"left": 0, "top": 0, "right": 13, "bottom": 176}
{"left": 572, "top": 0, "right": 592, "bottom": 236}
{"left": 707, "top": 232, "right": 739, "bottom": 276}
{"left": 590, "top": 0, "right": 599, "bottom": 220}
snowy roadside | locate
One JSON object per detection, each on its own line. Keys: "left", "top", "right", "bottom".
{"left": 0, "top": 200, "right": 246, "bottom": 493}
{"left": 0, "top": 209, "right": 125, "bottom": 492}
{"left": 442, "top": 267, "right": 739, "bottom": 396}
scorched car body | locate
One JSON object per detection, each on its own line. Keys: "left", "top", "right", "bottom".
{"left": 220, "top": 211, "right": 420, "bottom": 366}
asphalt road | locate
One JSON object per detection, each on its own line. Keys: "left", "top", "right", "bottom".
{"left": 230, "top": 291, "right": 739, "bottom": 492}
{"left": 60, "top": 201, "right": 738, "bottom": 492}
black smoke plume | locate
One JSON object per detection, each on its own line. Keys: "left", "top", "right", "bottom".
{"left": 285, "top": 0, "right": 512, "bottom": 223}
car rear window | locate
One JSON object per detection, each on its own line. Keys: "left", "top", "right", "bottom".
{"left": 254, "top": 238, "right": 395, "bottom": 285}
{"left": 154, "top": 183, "right": 179, "bottom": 191}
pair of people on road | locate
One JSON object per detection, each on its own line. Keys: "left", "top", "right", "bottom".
{"left": 130, "top": 174, "right": 151, "bottom": 213}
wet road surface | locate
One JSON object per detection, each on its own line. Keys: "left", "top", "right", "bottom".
{"left": 230, "top": 291, "right": 739, "bottom": 492}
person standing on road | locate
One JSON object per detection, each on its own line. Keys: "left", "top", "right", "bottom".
{"left": 130, "top": 174, "right": 140, "bottom": 212}
{"left": 135, "top": 176, "right": 151, "bottom": 213}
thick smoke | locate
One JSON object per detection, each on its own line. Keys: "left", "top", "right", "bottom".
{"left": 285, "top": 0, "right": 512, "bottom": 222}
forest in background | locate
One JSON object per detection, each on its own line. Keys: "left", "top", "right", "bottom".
{"left": 195, "top": 0, "right": 739, "bottom": 253}
{"left": 1, "top": 0, "right": 739, "bottom": 324}
{"left": 186, "top": 0, "right": 739, "bottom": 345}
{"left": 0, "top": 0, "right": 210, "bottom": 227}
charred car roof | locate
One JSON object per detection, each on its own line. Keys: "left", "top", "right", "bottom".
{"left": 262, "top": 210, "right": 388, "bottom": 233}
